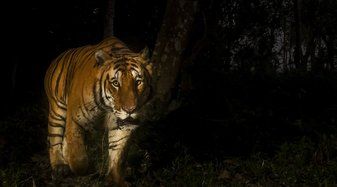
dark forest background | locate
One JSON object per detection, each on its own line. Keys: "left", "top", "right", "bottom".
{"left": 1, "top": 0, "right": 337, "bottom": 186}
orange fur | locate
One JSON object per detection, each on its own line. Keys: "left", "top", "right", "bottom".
{"left": 45, "top": 36, "right": 152, "bottom": 185}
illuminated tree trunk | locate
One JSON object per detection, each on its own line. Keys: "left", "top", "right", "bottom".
{"left": 139, "top": 0, "right": 199, "bottom": 121}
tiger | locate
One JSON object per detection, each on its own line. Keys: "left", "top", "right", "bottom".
{"left": 44, "top": 36, "right": 152, "bottom": 186}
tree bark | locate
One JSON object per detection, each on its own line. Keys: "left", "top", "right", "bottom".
{"left": 325, "top": 35, "right": 335, "bottom": 70}
{"left": 139, "top": 0, "right": 199, "bottom": 121}
{"left": 294, "top": 0, "right": 303, "bottom": 70}
{"left": 103, "top": 0, "right": 116, "bottom": 38}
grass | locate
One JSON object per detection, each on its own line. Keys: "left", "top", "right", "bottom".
{"left": 3, "top": 136, "right": 337, "bottom": 186}
{"left": 2, "top": 72, "right": 337, "bottom": 186}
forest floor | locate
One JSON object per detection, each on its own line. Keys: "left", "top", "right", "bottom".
{"left": 1, "top": 72, "right": 337, "bottom": 186}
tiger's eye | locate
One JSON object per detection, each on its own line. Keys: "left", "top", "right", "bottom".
{"left": 112, "top": 80, "right": 120, "bottom": 87}
{"left": 136, "top": 80, "right": 142, "bottom": 86}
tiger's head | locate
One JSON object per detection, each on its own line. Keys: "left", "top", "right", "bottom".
{"left": 95, "top": 47, "right": 152, "bottom": 122}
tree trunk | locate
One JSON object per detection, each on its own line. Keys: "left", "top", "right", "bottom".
{"left": 294, "top": 0, "right": 303, "bottom": 70}
{"left": 103, "top": 0, "right": 116, "bottom": 38}
{"left": 326, "top": 35, "right": 335, "bottom": 70}
{"left": 139, "top": 0, "right": 199, "bottom": 121}
{"left": 282, "top": 16, "right": 288, "bottom": 71}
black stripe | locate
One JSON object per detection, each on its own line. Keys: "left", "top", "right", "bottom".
{"left": 109, "top": 136, "right": 127, "bottom": 143}
{"left": 56, "top": 102, "right": 67, "bottom": 110}
{"left": 49, "top": 112, "right": 65, "bottom": 121}
{"left": 93, "top": 80, "right": 106, "bottom": 111}
{"left": 114, "top": 59, "right": 128, "bottom": 64}
{"left": 130, "top": 67, "right": 139, "bottom": 73}
{"left": 46, "top": 64, "right": 57, "bottom": 96}
{"left": 109, "top": 126, "right": 121, "bottom": 131}
{"left": 50, "top": 143, "right": 63, "bottom": 147}
{"left": 114, "top": 68, "right": 124, "bottom": 73}
{"left": 48, "top": 133, "right": 63, "bottom": 137}
{"left": 81, "top": 90, "right": 91, "bottom": 121}
{"left": 99, "top": 75, "right": 108, "bottom": 108}
{"left": 64, "top": 62, "right": 73, "bottom": 95}
{"left": 54, "top": 54, "right": 68, "bottom": 98}
{"left": 71, "top": 117, "right": 86, "bottom": 130}
{"left": 113, "top": 63, "right": 124, "bottom": 70}
{"left": 50, "top": 97, "right": 67, "bottom": 111}
{"left": 49, "top": 122, "right": 65, "bottom": 128}
{"left": 93, "top": 82, "right": 101, "bottom": 106}
{"left": 49, "top": 52, "right": 67, "bottom": 90}
{"left": 50, "top": 107, "right": 66, "bottom": 121}
{"left": 108, "top": 144, "right": 118, "bottom": 150}
{"left": 89, "top": 105, "right": 99, "bottom": 112}
{"left": 127, "top": 59, "right": 141, "bottom": 64}
{"left": 80, "top": 106, "right": 91, "bottom": 122}
{"left": 60, "top": 50, "right": 75, "bottom": 102}
{"left": 129, "top": 63, "right": 139, "bottom": 68}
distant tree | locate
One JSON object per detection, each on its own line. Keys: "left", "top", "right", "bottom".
{"left": 294, "top": 0, "right": 303, "bottom": 70}
{"left": 209, "top": 0, "right": 337, "bottom": 73}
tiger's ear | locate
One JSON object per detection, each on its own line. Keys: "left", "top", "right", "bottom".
{"left": 139, "top": 47, "right": 153, "bottom": 76}
{"left": 145, "top": 63, "right": 153, "bottom": 76}
{"left": 95, "top": 50, "right": 111, "bottom": 67}
{"left": 139, "top": 46, "right": 150, "bottom": 61}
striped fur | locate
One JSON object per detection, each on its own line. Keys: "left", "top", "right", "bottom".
{"left": 44, "top": 36, "right": 152, "bottom": 184}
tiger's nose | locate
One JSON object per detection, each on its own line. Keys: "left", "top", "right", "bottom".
{"left": 123, "top": 105, "right": 136, "bottom": 114}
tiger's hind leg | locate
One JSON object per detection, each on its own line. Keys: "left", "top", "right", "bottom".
{"left": 48, "top": 103, "right": 71, "bottom": 178}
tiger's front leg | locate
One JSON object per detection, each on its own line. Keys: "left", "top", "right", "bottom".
{"left": 63, "top": 114, "right": 89, "bottom": 175}
{"left": 105, "top": 114, "right": 137, "bottom": 186}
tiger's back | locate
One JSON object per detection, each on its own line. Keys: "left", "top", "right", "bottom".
{"left": 44, "top": 37, "right": 131, "bottom": 106}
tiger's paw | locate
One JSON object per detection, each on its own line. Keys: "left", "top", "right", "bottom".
{"left": 52, "top": 164, "right": 72, "bottom": 180}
